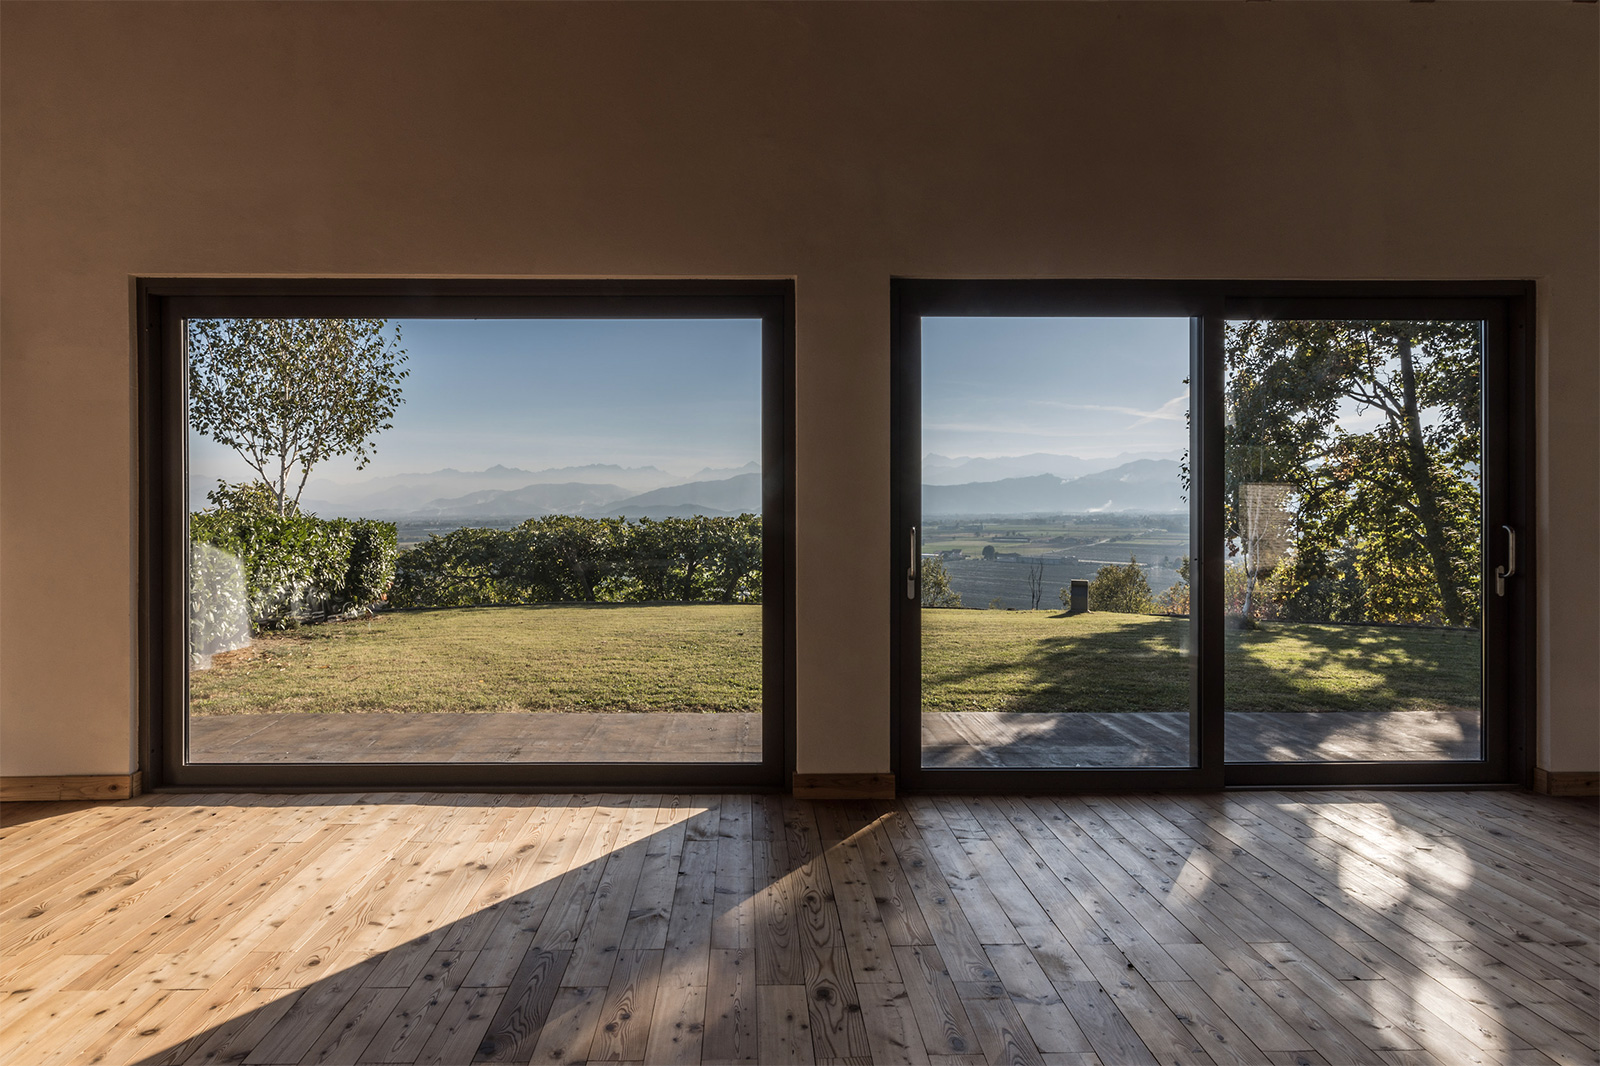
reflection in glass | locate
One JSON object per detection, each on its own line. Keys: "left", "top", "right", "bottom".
{"left": 1222, "top": 320, "right": 1484, "bottom": 763}
{"left": 917, "top": 317, "right": 1194, "bottom": 769}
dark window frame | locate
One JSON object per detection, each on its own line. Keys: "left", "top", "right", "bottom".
{"left": 139, "top": 278, "right": 796, "bottom": 791}
{"left": 890, "top": 279, "right": 1535, "bottom": 792}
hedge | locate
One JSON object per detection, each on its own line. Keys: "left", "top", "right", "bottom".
{"left": 389, "top": 513, "right": 762, "bottom": 609}
{"left": 189, "top": 502, "right": 399, "bottom": 633}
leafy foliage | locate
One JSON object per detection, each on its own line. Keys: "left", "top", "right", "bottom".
{"left": 388, "top": 514, "right": 764, "bottom": 609}
{"left": 1151, "top": 556, "right": 1280, "bottom": 620}
{"left": 389, "top": 527, "right": 515, "bottom": 608}
{"left": 920, "top": 557, "right": 963, "bottom": 608}
{"left": 341, "top": 520, "right": 400, "bottom": 607}
{"left": 1227, "top": 320, "right": 1482, "bottom": 626}
{"left": 188, "top": 318, "right": 408, "bottom": 514}
{"left": 190, "top": 481, "right": 398, "bottom": 630}
{"left": 1083, "top": 556, "right": 1154, "bottom": 615}
{"left": 1154, "top": 556, "right": 1190, "bottom": 616}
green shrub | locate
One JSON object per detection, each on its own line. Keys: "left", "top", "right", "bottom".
{"left": 389, "top": 527, "right": 517, "bottom": 608}
{"left": 388, "top": 513, "right": 764, "bottom": 609}
{"left": 339, "top": 519, "right": 399, "bottom": 607}
{"left": 1086, "top": 556, "right": 1154, "bottom": 615}
{"left": 920, "top": 557, "right": 963, "bottom": 608}
{"left": 190, "top": 482, "right": 396, "bottom": 630}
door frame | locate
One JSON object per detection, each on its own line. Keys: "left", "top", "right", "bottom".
{"left": 890, "top": 279, "right": 1534, "bottom": 792}
{"left": 139, "top": 277, "right": 797, "bottom": 791}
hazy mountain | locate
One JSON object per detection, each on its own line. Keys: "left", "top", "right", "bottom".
{"left": 595, "top": 472, "right": 762, "bottom": 518}
{"left": 686, "top": 460, "right": 761, "bottom": 482}
{"left": 597, "top": 504, "right": 748, "bottom": 520}
{"left": 921, "top": 451, "right": 1182, "bottom": 486}
{"left": 371, "top": 471, "right": 764, "bottom": 521}
{"left": 291, "top": 463, "right": 684, "bottom": 516}
{"left": 396, "top": 481, "right": 635, "bottom": 519}
{"left": 922, "top": 459, "right": 1185, "bottom": 515}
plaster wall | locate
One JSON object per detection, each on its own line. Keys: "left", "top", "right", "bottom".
{"left": 2, "top": 1, "right": 1595, "bottom": 777}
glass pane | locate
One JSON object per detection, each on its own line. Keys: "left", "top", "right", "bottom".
{"left": 919, "top": 317, "right": 1194, "bottom": 769}
{"left": 186, "top": 317, "right": 764, "bottom": 764}
{"left": 1222, "top": 319, "right": 1483, "bottom": 763}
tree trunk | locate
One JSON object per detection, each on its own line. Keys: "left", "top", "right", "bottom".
{"left": 1398, "top": 337, "right": 1468, "bottom": 624}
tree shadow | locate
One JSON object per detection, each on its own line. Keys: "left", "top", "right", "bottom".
{"left": 922, "top": 612, "right": 1480, "bottom": 716}
{"left": 1152, "top": 789, "right": 1600, "bottom": 1066}
{"left": 8, "top": 791, "right": 1593, "bottom": 1066}
{"left": 919, "top": 612, "right": 1483, "bottom": 766}
{"left": 923, "top": 612, "right": 1191, "bottom": 717}
{"left": 1224, "top": 621, "right": 1481, "bottom": 712}
{"left": 122, "top": 797, "right": 714, "bottom": 1066}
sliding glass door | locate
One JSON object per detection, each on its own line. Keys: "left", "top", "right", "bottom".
{"left": 915, "top": 316, "right": 1197, "bottom": 774}
{"left": 893, "top": 282, "right": 1531, "bottom": 790}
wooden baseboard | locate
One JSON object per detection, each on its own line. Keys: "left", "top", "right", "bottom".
{"left": 1533, "top": 768, "right": 1599, "bottom": 797}
{"left": 0, "top": 772, "right": 143, "bottom": 803}
{"left": 791, "top": 773, "right": 895, "bottom": 800}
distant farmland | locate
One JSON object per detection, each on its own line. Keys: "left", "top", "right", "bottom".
{"left": 920, "top": 514, "right": 1190, "bottom": 609}
{"left": 939, "top": 555, "right": 1186, "bottom": 610}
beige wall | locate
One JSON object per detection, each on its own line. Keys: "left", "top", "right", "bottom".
{"left": 3, "top": 1, "right": 1595, "bottom": 778}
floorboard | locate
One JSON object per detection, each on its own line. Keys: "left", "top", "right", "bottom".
{"left": 0, "top": 791, "right": 1594, "bottom": 1065}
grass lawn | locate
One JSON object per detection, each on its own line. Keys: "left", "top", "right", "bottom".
{"left": 921, "top": 609, "right": 1481, "bottom": 715}
{"left": 190, "top": 603, "right": 762, "bottom": 715}
{"left": 190, "top": 603, "right": 1481, "bottom": 717}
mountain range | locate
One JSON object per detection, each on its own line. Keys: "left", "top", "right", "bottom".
{"left": 189, "top": 453, "right": 1183, "bottom": 519}
{"left": 922, "top": 450, "right": 1180, "bottom": 485}
{"left": 376, "top": 472, "right": 766, "bottom": 521}
{"left": 922, "top": 459, "right": 1185, "bottom": 515}
{"left": 315, "top": 469, "right": 764, "bottom": 521}
{"left": 187, "top": 461, "right": 760, "bottom": 515}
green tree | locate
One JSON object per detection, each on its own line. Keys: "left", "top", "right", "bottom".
{"left": 1086, "top": 556, "right": 1153, "bottom": 614}
{"left": 1226, "top": 320, "right": 1481, "bottom": 626}
{"left": 981, "top": 544, "right": 997, "bottom": 561}
{"left": 920, "top": 557, "right": 963, "bottom": 608}
{"left": 188, "top": 318, "right": 408, "bottom": 515}
{"left": 702, "top": 514, "right": 763, "bottom": 603}
{"left": 389, "top": 526, "right": 516, "bottom": 608}
{"left": 528, "top": 514, "right": 627, "bottom": 601}
{"left": 1154, "top": 555, "right": 1190, "bottom": 615}
{"left": 659, "top": 516, "right": 713, "bottom": 600}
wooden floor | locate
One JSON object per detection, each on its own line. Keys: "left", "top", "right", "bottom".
{"left": 2, "top": 791, "right": 1596, "bottom": 1066}
{"left": 188, "top": 710, "right": 1477, "bottom": 767}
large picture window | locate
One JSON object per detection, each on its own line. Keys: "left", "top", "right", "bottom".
{"left": 141, "top": 281, "right": 794, "bottom": 789}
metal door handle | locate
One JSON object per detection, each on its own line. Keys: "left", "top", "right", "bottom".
{"left": 907, "top": 527, "right": 918, "bottom": 600}
{"left": 1495, "top": 525, "right": 1517, "bottom": 596}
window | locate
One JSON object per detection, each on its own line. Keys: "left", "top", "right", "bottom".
{"left": 141, "top": 280, "right": 794, "bottom": 789}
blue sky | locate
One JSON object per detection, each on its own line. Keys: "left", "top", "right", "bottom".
{"left": 189, "top": 318, "right": 766, "bottom": 486}
{"left": 922, "top": 317, "right": 1191, "bottom": 460}
{"left": 190, "top": 315, "right": 1195, "bottom": 489}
